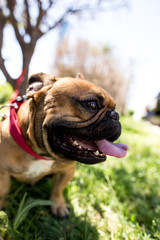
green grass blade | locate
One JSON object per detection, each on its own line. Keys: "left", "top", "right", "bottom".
{"left": 13, "top": 198, "right": 55, "bottom": 230}
{"left": 16, "top": 192, "right": 28, "bottom": 217}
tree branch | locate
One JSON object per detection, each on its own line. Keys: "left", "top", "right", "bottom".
{"left": 47, "top": 7, "right": 82, "bottom": 32}
{"left": 36, "top": 0, "right": 46, "bottom": 30}
{"left": 24, "top": 0, "right": 32, "bottom": 34}
{"left": 7, "top": 1, "right": 25, "bottom": 48}
{"left": 0, "top": 9, "right": 16, "bottom": 86}
{"left": 0, "top": 56, "right": 16, "bottom": 87}
{"left": 46, "top": 0, "right": 54, "bottom": 11}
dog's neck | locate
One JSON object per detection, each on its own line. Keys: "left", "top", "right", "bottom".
{"left": 16, "top": 99, "right": 49, "bottom": 158}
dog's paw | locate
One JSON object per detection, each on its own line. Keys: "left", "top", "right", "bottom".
{"left": 50, "top": 195, "right": 70, "bottom": 218}
{"left": 51, "top": 202, "right": 70, "bottom": 218}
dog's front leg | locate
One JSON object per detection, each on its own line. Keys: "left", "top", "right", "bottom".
{"left": 0, "top": 172, "right": 10, "bottom": 209}
{"left": 50, "top": 163, "right": 76, "bottom": 218}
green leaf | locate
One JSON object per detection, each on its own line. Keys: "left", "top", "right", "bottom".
{"left": 16, "top": 192, "right": 28, "bottom": 218}
{"left": 0, "top": 211, "right": 8, "bottom": 229}
{"left": 13, "top": 193, "right": 55, "bottom": 230}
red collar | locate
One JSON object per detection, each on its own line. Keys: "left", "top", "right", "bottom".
{"left": 9, "top": 99, "right": 50, "bottom": 161}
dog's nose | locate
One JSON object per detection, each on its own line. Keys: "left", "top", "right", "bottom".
{"left": 107, "top": 109, "right": 119, "bottom": 121}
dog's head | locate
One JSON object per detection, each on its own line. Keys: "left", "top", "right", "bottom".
{"left": 26, "top": 73, "right": 127, "bottom": 164}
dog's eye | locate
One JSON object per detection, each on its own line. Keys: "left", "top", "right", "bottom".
{"left": 73, "top": 98, "right": 100, "bottom": 112}
{"left": 86, "top": 101, "right": 98, "bottom": 110}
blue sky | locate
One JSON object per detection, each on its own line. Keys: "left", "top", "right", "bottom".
{"left": 0, "top": 0, "right": 160, "bottom": 118}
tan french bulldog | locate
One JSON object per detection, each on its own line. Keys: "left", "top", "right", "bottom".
{"left": 0, "top": 73, "right": 128, "bottom": 217}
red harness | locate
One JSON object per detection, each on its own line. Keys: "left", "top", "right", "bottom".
{"left": 8, "top": 70, "right": 50, "bottom": 161}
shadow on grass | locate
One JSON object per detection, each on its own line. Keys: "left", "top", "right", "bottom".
{"left": 111, "top": 167, "right": 160, "bottom": 236}
{"left": 4, "top": 177, "right": 99, "bottom": 240}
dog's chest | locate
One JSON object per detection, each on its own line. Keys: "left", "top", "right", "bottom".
{"left": 25, "top": 160, "right": 53, "bottom": 179}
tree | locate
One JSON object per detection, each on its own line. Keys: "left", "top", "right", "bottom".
{"left": 0, "top": 0, "right": 128, "bottom": 95}
{"left": 52, "top": 38, "right": 131, "bottom": 113}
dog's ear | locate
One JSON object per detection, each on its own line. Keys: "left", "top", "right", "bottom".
{"left": 76, "top": 73, "right": 85, "bottom": 80}
{"left": 27, "top": 73, "right": 58, "bottom": 96}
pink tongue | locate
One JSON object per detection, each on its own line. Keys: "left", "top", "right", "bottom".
{"left": 74, "top": 137, "right": 129, "bottom": 158}
{"left": 95, "top": 140, "right": 129, "bottom": 158}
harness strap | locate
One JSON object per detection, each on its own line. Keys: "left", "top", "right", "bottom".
{"left": 9, "top": 100, "right": 50, "bottom": 161}
{"left": 7, "top": 70, "right": 51, "bottom": 161}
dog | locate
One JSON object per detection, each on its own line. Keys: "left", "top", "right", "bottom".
{"left": 0, "top": 73, "right": 128, "bottom": 217}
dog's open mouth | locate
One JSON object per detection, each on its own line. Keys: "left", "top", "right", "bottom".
{"left": 48, "top": 133, "right": 129, "bottom": 164}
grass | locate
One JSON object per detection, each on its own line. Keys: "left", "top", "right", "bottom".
{"left": 0, "top": 116, "right": 160, "bottom": 240}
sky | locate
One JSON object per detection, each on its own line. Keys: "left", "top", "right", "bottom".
{"left": 0, "top": 0, "right": 160, "bottom": 119}
{"left": 72, "top": 0, "right": 160, "bottom": 118}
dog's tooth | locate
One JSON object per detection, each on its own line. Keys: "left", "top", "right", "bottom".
{"left": 100, "top": 153, "right": 105, "bottom": 157}
{"left": 78, "top": 145, "right": 82, "bottom": 149}
{"left": 73, "top": 140, "right": 79, "bottom": 146}
{"left": 94, "top": 150, "right": 100, "bottom": 156}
